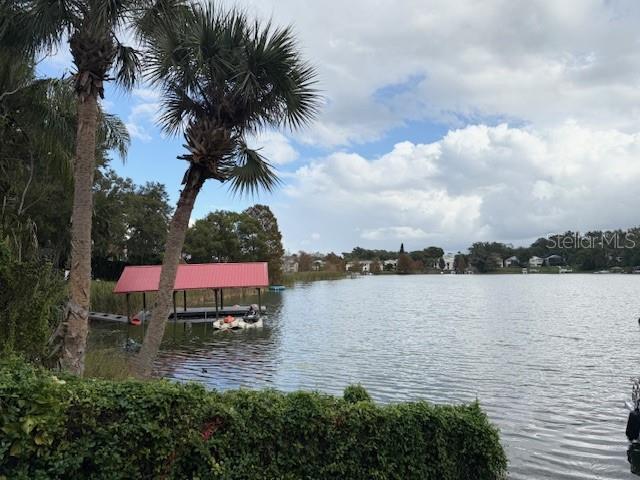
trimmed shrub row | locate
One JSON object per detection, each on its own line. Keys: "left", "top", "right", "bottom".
{"left": 0, "top": 360, "right": 507, "bottom": 479}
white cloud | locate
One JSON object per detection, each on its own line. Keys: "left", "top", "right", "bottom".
{"left": 282, "top": 122, "right": 640, "bottom": 251}
{"left": 239, "top": 0, "right": 640, "bottom": 146}
{"left": 125, "top": 90, "right": 161, "bottom": 142}
{"left": 132, "top": 88, "right": 161, "bottom": 102}
{"left": 125, "top": 122, "right": 152, "bottom": 142}
{"left": 362, "top": 227, "right": 430, "bottom": 241}
{"left": 246, "top": 131, "right": 299, "bottom": 165}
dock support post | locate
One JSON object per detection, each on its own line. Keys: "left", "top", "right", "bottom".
{"left": 220, "top": 289, "right": 224, "bottom": 309}
{"left": 172, "top": 291, "right": 177, "bottom": 340}
{"left": 126, "top": 293, "right": 131, "bottom": 340}
{"left": 257, "top": 288, "right": 262, "bottom": 315}
{"left": 172, "top": 291, "right": 177, "bottom": 321}
{"left": 142, "top": 292, "right": 146, "bottom": 332}
{"left": 183, "top": 291, "right": 187, "bottom": 331}
{"left": 214, "top": 289, "right": 219, "bottom": 319}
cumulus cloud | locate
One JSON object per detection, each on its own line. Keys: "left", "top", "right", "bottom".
{"left": 240, "top": 0, "right": 640, "bottom": 146}
{"left": 246, "top": 131, "right": 299, "bottom": 165}
{"left": 123, "top": 88, "right": 162, "bottom": 142}
{"left": 281, "top": 122, "right": 640, "bottom": 251}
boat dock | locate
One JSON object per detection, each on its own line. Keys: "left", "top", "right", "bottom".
{"left": 89, "top": 305, "right": 266, "bottom": 324}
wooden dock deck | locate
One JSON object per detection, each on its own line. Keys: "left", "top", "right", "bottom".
{"left": 89, "top": 305, "right": 266, "bottom": 324}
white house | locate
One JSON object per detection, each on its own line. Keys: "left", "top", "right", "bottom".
{"left": 503, "top": 256, "right": 519, "bottom": 268}
{"left": 361, "top": 260, "right": 374, "bottom": 273}
{"left": 529, "top": 256, "right": 544, "bottom": 267}
{"left": 346, "top": 259, "right": 378, "bottom": 273}
{"left": 442, "top": 252, "right": 456, "bottom": 270}
{"left": 282, "top": 255, "right": 299, "bottom": 273}
{"left": 312, "top": 259, "right": 325, "bottom": 271}
{"left": 383, "top": 259, "right": 398, "bottom": 270}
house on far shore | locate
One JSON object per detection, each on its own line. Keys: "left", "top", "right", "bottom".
{"left": 529, "top": 256, "right": 544, "bottom": 267}
{"left": 282, "top": 255, "right": 299, "bottom": 273}
{"left": 489, "top": 253, "right": 504, "bottom": 269}
{"left": 383, "top": 259, "right": 398, "bottom": 271}
{"left": 544, "top": 254, "right": 564, "bottom": 266}
{"left": 312, "top": 259, "right": 325, "bottom": 271}
{"left": 442, "top": 252, "right": 456, "bottom": 270}
{"left": 503, "top": 256, "right": 519, "bottom": 268}
{"left": 360, "top": 260, "right": 374, "bottom": 273}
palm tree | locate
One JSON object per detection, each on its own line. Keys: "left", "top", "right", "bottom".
{"left": 9, "top": 1, "right": 146, "bottom": 375}
{"left": 132, "top": 3, "right": 320, "bottom": 377}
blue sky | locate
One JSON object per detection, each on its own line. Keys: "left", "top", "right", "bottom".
{"left": 40, "top": 0, "right": 640, "bottom": 254}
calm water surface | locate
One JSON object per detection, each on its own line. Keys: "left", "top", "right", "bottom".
{"left": 90, "top": 274, "right": 640, "bottom": 479}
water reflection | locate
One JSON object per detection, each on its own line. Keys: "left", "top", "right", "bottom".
{"left": 89, "top": 275, "right": 640, "bottom": 479}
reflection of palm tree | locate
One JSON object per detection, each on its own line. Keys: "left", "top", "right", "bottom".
{"left": 132, "top": 4, "right": 320, "bottom": 377}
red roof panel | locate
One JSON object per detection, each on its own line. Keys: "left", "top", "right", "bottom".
{"left": 113, "top": 262, "right": 269, "bottom": 294}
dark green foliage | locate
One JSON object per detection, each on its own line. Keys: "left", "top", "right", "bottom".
{"left": 184, "top": 206, "right": 286, "bottom": 284}
{"left": 0, "top": 360, "right": 507, "bottom": 480}
{"left": 343, "top": 384, "right": 372, "bottom": 403}
{"left": 0, "top": 242, "right": 64, "bottom": 363}
{"left": 92, "top": 168, "right": 172, "bottom": 269}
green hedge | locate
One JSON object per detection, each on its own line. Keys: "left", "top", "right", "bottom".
{"left": 0, "top": 360, "right": 507, "bottom": 479}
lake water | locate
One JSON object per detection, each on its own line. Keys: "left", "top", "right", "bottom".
{"left": 90, "top": 274, "right": 640, "bottom": 479}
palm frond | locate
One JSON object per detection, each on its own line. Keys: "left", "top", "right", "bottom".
{"left": 227, "top": 141, "right": 280, "bottom": 197}
{"left": 98, "top": 112, "right": 130, "bottom": 160}
{"left": 113, "top": 42, "right": 141, "bottom": 90}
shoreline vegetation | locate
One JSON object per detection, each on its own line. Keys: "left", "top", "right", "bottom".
{"left": 2, "top": 359, "right": 508, "bottom": 480}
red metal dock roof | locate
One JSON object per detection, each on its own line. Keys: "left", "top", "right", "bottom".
{"left": 113, "top": 262, "right": 269, "bottom": 294}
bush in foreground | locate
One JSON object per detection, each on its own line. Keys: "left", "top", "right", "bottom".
{"left": 0, "top": 360, "right": 507, "bottom": 479}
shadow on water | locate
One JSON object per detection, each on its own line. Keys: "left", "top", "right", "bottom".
{"left": 89, "top": 275, "right": 640, "bottom": 480}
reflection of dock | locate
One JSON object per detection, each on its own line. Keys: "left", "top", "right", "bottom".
{"left": 89, "top": 305, "right": 266, "bottom": 324}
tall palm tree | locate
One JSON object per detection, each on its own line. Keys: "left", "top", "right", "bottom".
{"left": 10, "top": 0, "right": 145, "bottom": 374}
{"left": 132, "top": 3, "right": 320, "bottom": 377}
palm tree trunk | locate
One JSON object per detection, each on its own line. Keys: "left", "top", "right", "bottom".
{"left": 132, "top": 167, "right": 205, "bottom": 378}
{"left": 60, "top": 94, "right": 98, "bottom": 375}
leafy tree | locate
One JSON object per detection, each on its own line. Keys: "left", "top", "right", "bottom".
{"left": 0, "top": 9, "right": 129, "bottom": 271}
{"left": 92, "top": 169, "right": 133, "bottom": 261}
{"left": 133, "top": 3, "right": 319, "bottom": 377}
{"left": 438, "top": 257, "right": 446, "bottom": 270}
{"left": 397, "top": 253, "right": 412, "bottom": 274}
{"left": 244, "top": 205, "right": 285, "bottom": 284}
{"left": 468, "top": 242, "right": 511, "bottom": 273}
{"left": 125, "top": 182, "right": 172, "bottom": 265}
{"left": 0, "top": 239, "right": 65, "bottom": 365}
{"left": 454, "top": 253, "right": 467, "bottom": 273}
{"left": 370, "top": 260, "right": 381, "bottom": 274}
{"left": 298, "top": 251, "right": 313, "bottom": 272}
{"left": 324, "top": 252, "right": 345, "bottom": 272}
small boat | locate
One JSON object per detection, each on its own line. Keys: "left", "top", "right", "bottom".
{"left": 212, "top": 315, "right": 264, "bottom": 330}
{"left": 269, "top": 285, "right": 286, "bottom": 292}
{"left": 212, "top": 305, "right": 264, "bottom": 330}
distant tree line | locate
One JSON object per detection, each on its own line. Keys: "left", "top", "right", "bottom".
{"left": 466, "top": 229, "right": 640, "bottom": 272}
{"left": 301, "top": 227, "right": 640, "bottom": 274}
